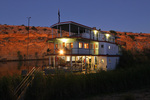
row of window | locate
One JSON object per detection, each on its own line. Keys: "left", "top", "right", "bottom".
{"left": 55, "top": 42, "right": 115, "bottom": 50}
{"left": 79, "top": 42, "right": 98, "bottom": 49}
{"left": 55, "top": 42, "right": 73, "bottom": 49}
{"left": 79, "top": 42, "right": 89, "bottom": 49}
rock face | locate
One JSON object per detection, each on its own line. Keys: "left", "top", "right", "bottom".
{"left": 103, "top": 31, "right": 150, "bottom": 52}
{"left": 0, "top": 25, "right": 150, "bottom": 61}
{"left": 0, "top": 25, "right": 59, "bottom": 61}
{"left": 117, "top": 32, "right": 150, "bottom": 52}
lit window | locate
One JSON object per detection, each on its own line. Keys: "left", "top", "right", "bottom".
{"left": 108, "top": 46, "right": 111, "bottom": 49}
{"left": 79, "top": 42, "right": 83, "bottom": 48}
{"left": 72, "top": 56, "right": 75, "bottom": 61}
{"left": 66, "top": 56, "right": 70, "bottom": 61}
{"left": 87, "top": 43, "right": 89, "bottom": 49}
{"left": 84, "top": 43, "right": 89, "bottom": 49}
{"left": 94, "top": 44, "right": 95, "bottom": 49}
{"left": 63, "top": 42, "right": 65, "bottom": 48}
{"left": 84, "top": 43, "right": 87, "bottom": 49}
{"left": 66, "top": 43, "right": 70, "bottom": 49}
{"left": 71, "top": 43, "right": 73, "bottom": 48}
{"left": 96, "top": 44, "right": 98, "bottom": 48}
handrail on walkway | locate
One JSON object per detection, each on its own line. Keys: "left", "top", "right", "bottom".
{"left": 14, "top": 67, "right": 37, "bottom": 99}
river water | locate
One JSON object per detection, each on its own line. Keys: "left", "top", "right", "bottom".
{"left": 0, "top": 60, "right": 49, "bottom": 77}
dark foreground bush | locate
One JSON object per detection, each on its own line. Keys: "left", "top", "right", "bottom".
{"left": 24, "top": 64, "right": 150, "bottom": 100}
{"left": 0, "top": 75, "right": 22, "bottom": 100}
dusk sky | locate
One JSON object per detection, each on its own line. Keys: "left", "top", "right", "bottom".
{"left": 0, "top": 0, "right": 150, "bottom": 33}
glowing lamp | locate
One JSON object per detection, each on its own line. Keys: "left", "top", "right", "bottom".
{"left": 105, "top": 34, "right": 110, "bottom": 40}
{"left": 61, "top": 39, "right": 67, "bottom": 42}
{"left": 94, "top": 30, "right": 98, "bottom": 34}
{"left": 105, "top": 34, "right": 110, "bottom": 37}
{"left": 59, "top": 50, "right": 64, "bottom": 55}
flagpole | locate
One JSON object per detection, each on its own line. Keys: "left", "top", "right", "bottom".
{"left": 58, "top": 9, "right": 60, "bottom": 23}
{"left": 57, "top": 9, "right": 60, "bottom": 37}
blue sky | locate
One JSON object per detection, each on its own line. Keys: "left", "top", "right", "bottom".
{"left": 0, "top": 0, "right": 150, "bottom": 33}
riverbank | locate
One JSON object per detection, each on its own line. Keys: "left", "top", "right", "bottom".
{"left": 0, "top": 59, "right": 49, "bottom": 77}
{"left": 0, "top": 58, "right": 49, "bottom": 62}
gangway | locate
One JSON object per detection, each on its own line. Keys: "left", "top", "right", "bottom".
{"left": 14, "top": 67, "right": 40, "bottom": 100}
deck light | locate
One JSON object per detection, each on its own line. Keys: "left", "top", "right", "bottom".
{"left": 59, "top": 50, "right": 64, "bottom": 55}
{"left": 105, "top": 34, "right": 110, "bottom": 40}
{"left": 94, "top": 30, "right": 98, "bottom": 34}
{"left": 105, "top": 34, "right": 110, "bottom": 37}
{"left": 59, "top": 38, "right": 68, "bottom": 42}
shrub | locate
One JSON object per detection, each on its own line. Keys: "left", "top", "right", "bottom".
{"left": 31, "top": 26, "right": 37, "bottom": 30}
{"left": 4, "top": 32, "right": 8, "bottom": 34}
{"left": 0, "top": 75, "right": 22, "bottom": 100}
{"left": 124, "top": 32, "right": 127, "bottom": 35}
{"left": 117, "top": 49, "right": 134, "bottom": 69}
{"left": 43, "top": 28, "right": 47, "bottom": 31}
{"left": 17, "top": 51, "right": 23, "bottom": 60}
{"left": 35, "top": 52, "right": 38, "bottom": 59}
{"left": 128, "top": 35, "right": 135, "bottom": 40}
{"left": 25, "top": 27, "right": 29, "bottom": 31}
{"left": 24, "top": 65, "right": 150, "bottom": 100}
{"left": 18, "top": 28, "right": 22, "bottom": 31}
{"left": 109, "top": 30, "right": 117, "bottom": 35}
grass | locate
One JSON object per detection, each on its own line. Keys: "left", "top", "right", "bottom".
{"left": 0, "top": 75, "right": 22, "bottom": 100}
{"left": 23, "top": 62, "right": 150, "bottom": 100}
{"left": 23, "top": 49, "right": 150, "bottom": 100}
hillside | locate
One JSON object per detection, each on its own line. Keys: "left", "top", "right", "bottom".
{"left": 0, "top": 25, "right": 58, "bottom": 61}
{"left": 103, "top": 31, "right": 150, "bottom": 52}
{"left": 0, "top": 25, "right": 150, "bottom": 61}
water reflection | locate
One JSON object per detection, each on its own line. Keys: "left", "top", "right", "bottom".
{"left": 0, "top": 60, "right": 49, "bottom": 77}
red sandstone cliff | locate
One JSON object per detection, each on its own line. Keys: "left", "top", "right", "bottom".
{"left": 0, "top": 25, "right": 150, "bottom": 61}
{"left": 0, "top": 25, "right": 58, "bottom": 61}
{"left": 103, "top": 31, "right": 150, "bottom": 52}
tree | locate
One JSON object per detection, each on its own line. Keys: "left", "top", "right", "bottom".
{"left": 31, "top": 26, "right": 37, "bottom": 30}
{"left": 109, "top": 30, "right": 117, "bottom": 35}
{"left": 124, "top": 32, "right": 127, "bottom": 35}
{"left": 17, "top": 51, "right": 23, "bottom": 60}
{"left": 128, "top": 35, "right": 135, "bottom": 40}
{"left": 25, "top": 27, "right": 29, "bottom": 31}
